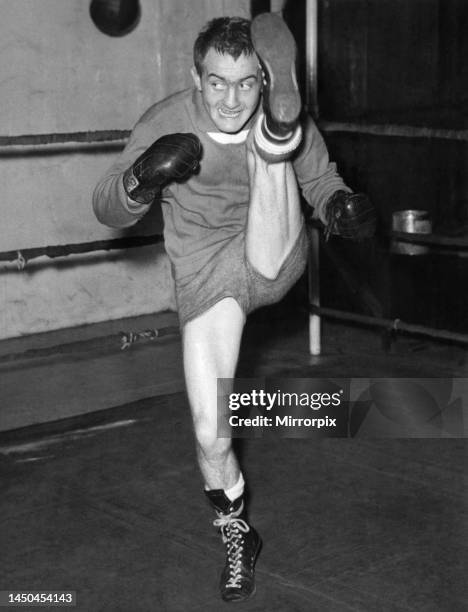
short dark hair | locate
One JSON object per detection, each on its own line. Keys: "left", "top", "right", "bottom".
{"left": 193, "top": 17, "right": 254, "bottom": 75}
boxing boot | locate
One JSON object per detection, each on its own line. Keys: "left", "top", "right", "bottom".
{"left": 205, "top": 489, "right": 262, "bottom": 602}
{"left": 251, "top": 13, "right": 302, "bottom": 161}
{"left": 324, "top": 190, "right": 377, "bottom": 240}
{"left": 123, "top": 133, "right": 202, "bottom": 204}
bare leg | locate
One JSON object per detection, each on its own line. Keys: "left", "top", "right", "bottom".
{"left": 245, "top": 122, "right": 304, "bottom": 280}
{"left": 182, "top": 297, "right": 245, "bottom": 490}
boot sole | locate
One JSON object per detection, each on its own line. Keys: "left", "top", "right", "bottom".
{"left": 251, "top": 13, "right": 301, "bottom": 126}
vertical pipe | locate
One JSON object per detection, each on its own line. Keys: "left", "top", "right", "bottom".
{"left": 305, "top": 0, "right": 319, "bottom": 117}
{"left": 306, "top": 0, "right": 321, "bottom": 354}
{"left": 308, "top": 228, "right": 321, "bottom": 355}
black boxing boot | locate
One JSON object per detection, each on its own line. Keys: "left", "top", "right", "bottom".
{"left": 251, "top": 13, "right": 302, "bottom": 161}
{"left": 123, "top": 133, "right": 202, "bottom": 204}
{"left": 205, "top": 489, "right": 262, "bottom": 602}
{"left": 324, "top": 190, "right": 377, "bottom": 240}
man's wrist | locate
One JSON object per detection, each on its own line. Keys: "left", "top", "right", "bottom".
{"left": 123, "top": 168, "right": 155, "bottom": 204}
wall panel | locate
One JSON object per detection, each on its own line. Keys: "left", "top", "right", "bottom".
{"left": 0, "top": 0, "right": 250, "bottom": 339}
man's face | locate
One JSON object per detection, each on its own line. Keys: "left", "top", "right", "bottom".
{"left": 191, "top": 48, "right": 262, "bottom": 133}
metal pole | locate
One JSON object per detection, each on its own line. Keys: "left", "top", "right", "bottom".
{"left": 305, "top": 0, "right": 319, "bottom": 117}
{"left": 305, "top": 0, "right": 321, "bottom": 354}
{"left": 309, "top": 305, "right": 468, "bottom": 346}
{"left": 0, "top": 235, "right": 163, "bottom": 270}
{"left": 308, "top": 228, "right": 321, "bottom": 355}
{"left": 318, "top": 121, "right": 468, "bottom": 141}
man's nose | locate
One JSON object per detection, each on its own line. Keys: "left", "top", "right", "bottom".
{"left": 224, "top": 86, "right": 239, "bottom": 108}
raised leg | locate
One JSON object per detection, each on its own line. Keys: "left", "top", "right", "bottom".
{"left": 245, "top": 125, "right": 304, "bottom": 280}
{"left": 246, "top": 14, "right": 305, "bottom": 276}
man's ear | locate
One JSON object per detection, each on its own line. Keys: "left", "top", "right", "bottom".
{"left": 190, "top": 66, "right": 202, "bottom": 91}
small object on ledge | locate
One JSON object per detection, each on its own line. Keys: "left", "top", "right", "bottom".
{"left": 391, "top": 209, "right": 432, "bottom": 255}
{"left": 120, "top": 326, "right": 180, "bottom": 350}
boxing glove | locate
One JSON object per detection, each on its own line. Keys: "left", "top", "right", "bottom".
{"left": 324, "top": 190, "right": 377, "bottom": 240}
{"left": 123, "top": 133, "right": 202, "bottom": 204}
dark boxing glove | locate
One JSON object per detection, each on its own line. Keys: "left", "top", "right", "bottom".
{"left": 324, "top": 190, "right": 377, "bottom": 241}
{"left": 123, "top": 133, "right": 202, "bottom": 204}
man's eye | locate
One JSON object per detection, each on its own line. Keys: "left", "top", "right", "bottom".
{"left": 211, "top": 81, "right": 225, "bottom": 90}
{"left": 240, "top": 82, "right": 253, "bottom": 90}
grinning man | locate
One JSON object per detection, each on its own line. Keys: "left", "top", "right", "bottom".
{"left": 93, "top": 13, "right": 376, "bottom": 602}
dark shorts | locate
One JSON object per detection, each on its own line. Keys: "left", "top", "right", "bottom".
{"left": 174, "top": 224, "right": 309, "bottom": 327}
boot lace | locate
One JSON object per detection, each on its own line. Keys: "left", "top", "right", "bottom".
{"left": 213, "top": 509, "right": 250, "bottom": 588}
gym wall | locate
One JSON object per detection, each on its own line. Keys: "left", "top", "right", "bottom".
{"left": 0, "top": 0, "right": 250, "bottom": 340}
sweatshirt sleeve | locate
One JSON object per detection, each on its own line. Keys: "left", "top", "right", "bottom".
{"left": 92, "top": 110, "right": 166, "bottom": 229}
{"left": 293, "top": 114, "right": 351, "bottom": 224}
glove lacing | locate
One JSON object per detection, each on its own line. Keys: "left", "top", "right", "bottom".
{"left": 213, "top": 510, "right": 250, "bottom": 589}
{"left": 324, "top": 195, "right": 343, "bottom": 241}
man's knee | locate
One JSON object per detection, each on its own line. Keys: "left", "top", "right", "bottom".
{"left": 193, "top": 414, "right": 231, "bottom": 460}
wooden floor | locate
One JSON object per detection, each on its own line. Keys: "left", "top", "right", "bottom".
{"left": 0, "top": 299, "right": 466, "bottom": 611}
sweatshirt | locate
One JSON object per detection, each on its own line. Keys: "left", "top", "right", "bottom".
{"left": 93, "top": 87, "right": 350, "bottom": 279}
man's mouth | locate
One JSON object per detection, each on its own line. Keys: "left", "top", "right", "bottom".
{"left": 218, "top": 108, "right": 242, "bottom": 118}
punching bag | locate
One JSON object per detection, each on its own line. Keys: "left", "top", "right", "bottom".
{"left": 90, "top": 0, "right": 140, "bottom": 37}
